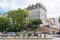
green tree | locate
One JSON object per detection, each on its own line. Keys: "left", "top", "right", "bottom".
{"left": 27, "top": 19, "right": 43, "bottom": 31}
{"left": 7, "top": 8, "right": 28, "bottom": 24}
{"left": 58, "top": 17, "right": 60, "bottom": 31}
{"left": 8, "top": 24, "right": 21, "bottom": 32}
{"left": 7, "top": 10, "right": 18, "bottom": 24}
{"left": 31, "top": 19, "right": 43, "bottom": 26}
{"left": 7, "top": 8, "right": 28, "bottom": 31}
{"left": 58, "top": 17, "right": 60, "bottom": 23}
{"left": 0, "top": 17, "right": 10, "bottom": 32}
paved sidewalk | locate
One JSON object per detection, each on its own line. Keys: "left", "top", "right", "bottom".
{"left": 54, "top": 38, "right": 60, "bottom": 40}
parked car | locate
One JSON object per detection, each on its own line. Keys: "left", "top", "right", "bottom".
{"left": 3, "top": 32, "right": 15, "bottom": 36}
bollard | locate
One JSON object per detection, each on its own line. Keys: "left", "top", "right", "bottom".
{"left": 44, "top": 34, "right": 46, "bottom": 38}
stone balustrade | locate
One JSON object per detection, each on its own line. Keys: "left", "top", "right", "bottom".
{"left": 0, "top": 38, "right": 53, "bottom": 40}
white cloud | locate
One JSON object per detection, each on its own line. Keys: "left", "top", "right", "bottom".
{"left": 0, "top": 0, "right": 60, "bottom": 18}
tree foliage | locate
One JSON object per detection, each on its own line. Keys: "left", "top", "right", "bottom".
{"left": 0, "top": 17, "right": 10, "bottom": 32}
{"left": 27, "top": 19, "right": 43, "bottom": 31}
{"left": 0, "top": 8, "right": 43, "bottom": 32}
{"left": 7, "top": 8, "right": 28, "bottom": 25}
{"left": 31, "top": 19, "right": 43, "bottom": 26}
{"left": 8, "top": 24, "right": 21, "bottom": 32}
{"left": 58, "top": 17, "right": 60, "bottom": 23}
{"left": 7, "top": 8, "right": 29, "bottom": 32}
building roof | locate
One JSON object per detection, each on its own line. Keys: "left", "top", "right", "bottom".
{"left": 26, "top": 3, "right": 47, "bottom": 11}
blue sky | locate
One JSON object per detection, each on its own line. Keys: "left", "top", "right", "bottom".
{"left": 0, "top": 0, "right": 60, "bottom": 18}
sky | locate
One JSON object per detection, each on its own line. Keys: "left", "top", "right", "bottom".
{"left": 0, "top": 0, "right": 60, "bottom": 18}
